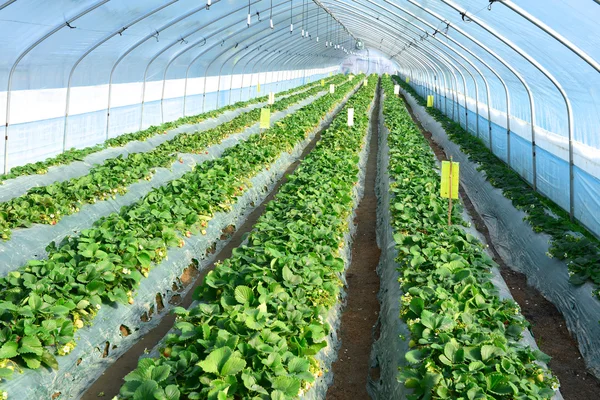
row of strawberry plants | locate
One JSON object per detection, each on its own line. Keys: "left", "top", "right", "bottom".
{"left": 115, "top": 77, "right": 377, "bottom": 400}
{"left": 381, "top": 78, "right": 559, "bottom": 399}
{"left": 0, "top": 76, "right": 362, "bottom": 382}
{"left": 395, "top": 76, "right": 600, "bottom": 295}
{"left": 0, "top": 78, "right": 330, "bottom": 183}
{"left": 0, "top": 76, "right": 344, "bottom": 241}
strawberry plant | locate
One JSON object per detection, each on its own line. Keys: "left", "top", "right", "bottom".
{"left": 394, "top": 76, "right": 600, "bottom": 296}
{"left": 0, "top": 76, "right": 345, "bottom": 241}
{"left": 115, "top": 76, "right": 377, "bottom": 400}
{"left": 0, "top": 78, "right": 334, "bottom": 184}
{"left": 0, "top": 76, "right": 361, "bottom": 383}
{"left": 382, "top": 77, "right": 559, "bottom": 399}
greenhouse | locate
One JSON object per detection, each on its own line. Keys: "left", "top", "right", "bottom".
{"left": 0, "top": 0, "right": 599, "bottom": 399}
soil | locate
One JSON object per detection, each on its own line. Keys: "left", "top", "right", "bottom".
{"left": 82, "top": 91, "right": 352, "bottom": 400}
{"left": 326, "top": 81, "right": 382, "bottom": 399}
{"left": 400, "top": 92, "right": 600, "bottom": 400}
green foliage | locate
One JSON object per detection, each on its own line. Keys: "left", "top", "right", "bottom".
{"left": 0, "top": 77, "right": 344, "bottom": 241}
{"left": 0, "top": 79, "right": 333, "bottom": 185}
{"left": 116, "top": 75, "right": 377, "bottom": 399}
{"left": 382, "top": 77, "right": 559, "bottom": 399}
{"left": 394, "top": 75, "right": 600, "bottom": 295}
{"left": 0, "top": 76, "right": 363, "bottom": 384}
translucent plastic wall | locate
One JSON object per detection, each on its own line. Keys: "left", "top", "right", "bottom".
{"left": 319, "top": 0, "right": 600, "bottom": 238}
{"left": 0, "top": 0, "right": 356, "bottom": 174}
{"left": 2, "top": 0, "right": 599, "bottom": 237}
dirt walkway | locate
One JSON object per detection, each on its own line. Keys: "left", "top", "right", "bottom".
{"left": 326, "top": 80, "right": 382, "bottom": 400}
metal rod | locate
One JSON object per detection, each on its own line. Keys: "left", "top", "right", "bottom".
{"left": 3, "top": 0, "right": 110, "bottom": 174}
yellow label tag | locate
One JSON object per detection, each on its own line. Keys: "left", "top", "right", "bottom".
{"left": 260, "top": 108, "right": 270, "bottom": 129}
{"left": 329, "top": 72, "right": 333, "bottom": 76}
{"left": 321, "top": 79, "right": 325, "bottom": 86}
{"left": 427, "top": 95, "right": 434, "bottom": 107}
{"left": 257, "top": 81, "right": 261, "bottom": 93}
{"left": 406, "top": 77, "right": 410, "bottom": 83}
{"left": 440, "top": 161, "right": 460, "bottom": 199}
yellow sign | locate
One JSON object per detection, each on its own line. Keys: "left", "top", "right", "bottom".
{"left": 427, "top": 95, "right": 434, "bottom": 107}
{"left": 321, "top": 79, "right": 325, "bottom": 86}
{"left": 260, "top": 108, "right": 270, "bottom": 129}
{"left": 257, "top": 81, "right": 261, "bottom": 93}
{"left": 440, "top": 161, "right": 460, "bottom": 199}
{"left": 406, "top": 77, "right": 410, "bottom": 83}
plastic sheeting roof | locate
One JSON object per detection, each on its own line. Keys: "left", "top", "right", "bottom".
{"left": 0, "top": 0, "right": 599, "bottom": 221}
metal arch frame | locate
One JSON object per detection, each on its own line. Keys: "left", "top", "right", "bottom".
{"left": 329, "top": 0, "right": 510, "bottom": 151}
{"left": 437, "top": 0, "right": 576, "bottom": 218}
{"left": 214, "top": 7, "right": 326, "bottom": 109}
{"left": 0, "top": 0, "right": 16, "bottom": 11}
{"left": 323, "top": 1, "right": 490, "bottom": 139}
{"left": 179, "top": 4, "right": 337, "bottom": 114}
{"left": 237, "top": 38, "right": 334, "bottom": 104}
{"left": 180, "top": 3, "right": 344, "bottom": 115}
{"left": 3, "top": 0, "right": 110, "bottom": 174}
{"left": 63, "top": 1, "right": 179, "bottom": 152}
{"left": 104, "top": 3, "right": 212, "bottom": 140}
{"left": 404, "top": 51, "right": 453, "bottom": 117}
{"left": 139, "top": 0, "right": 239, "bottom": 130}
{"left": 499, "top": 0, "right": 600, "bottom": 74}
{"left": 218, "top": 14, "right": 334, "bottom": 106}
{"left": 391, "top": 0, "right": 530, "bottom": 174}
{"left": 369, "top": 0, "right": 508, "bottom": 148}
{"left": 320, "top": 9, "right": 475, "bottom": 132}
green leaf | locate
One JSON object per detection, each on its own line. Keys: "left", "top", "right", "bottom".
{"left": 41, "top": 349, "right": 59, "bottom": 370}
{"left": 288, "top": 357, "right": 310, "bottom": 374}
{"left": 164, "top": 385, "right": 180, "bottom": 400}
{"left": 270, "top": 376, "right": 300, "bottom": 397}
{"left": 133, "top": 380, "right": 160, "bottom": 400}
{"left": 282, "top": 266, "right": 302, "bottom": 286}
{"left": 468, "top": 361, "right": 486, "bottom": 371}
{"left": 28, "top": 293, "right": 43, "bottom": 311}
{"left": 234, "top": 286, "right": 253, "bottom": 304}
{"left": 21, "top": 353, "right": 41, "bottom": 369}
{"left": 405, "top": 349, "right": 427, "bottom": 364}
{"left": 481, "top": 345, "right": 503, "bottom": 361}
{"left": 86, "top": 280, "right": 105, "bottom": 295}
{"left": 221, "top": 353, "right": 246, "bottom": 376}
{"left": 19, "top": 335, "right": 43, "bottom": 356}
{"left": 137, "top": 252, "right": 152, "bottom": 268}
{"left": 532, "top": 349, "right": 552, "bottom": 364}
{"left": 485, "top": 372, "right": 515, "bottom": 395}
{"left": 150, "top": 365, "right": 171, "bottom": 383}
{"left": 198, "top": 346, "right": 245, "bottom": 376}
{"left": 0, "top": 341, "right": 18, "bottom": 359}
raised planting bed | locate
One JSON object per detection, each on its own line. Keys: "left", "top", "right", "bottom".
{"left": 114, "top": 76, "right": 378, "bottom": 400}
{"left": 373, "top": 77, "right": 560, "bottom": 399}
{"left": 0, "top": 77, "right": 362, "bottom": 398}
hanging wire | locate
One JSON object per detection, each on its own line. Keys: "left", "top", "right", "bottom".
{"left": 488, "top": 0, "right": 498, "bottom": 11}
{"left": 301, "top": 0, "right": 305, "bottom": 37}
{"left": 316, "top": 4, "right": 319, "bottom": 42}
{"left": 270, "top": 0, "right": 273, "bottom": 29}
{"left": 206, "top": 0, "right": 211, "bottom": 10}
{"left": 247, "top": 0, "right": 251, "bottom": 27}
{"left": 290, "top": 0, "right": 293, "bottom": 33}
